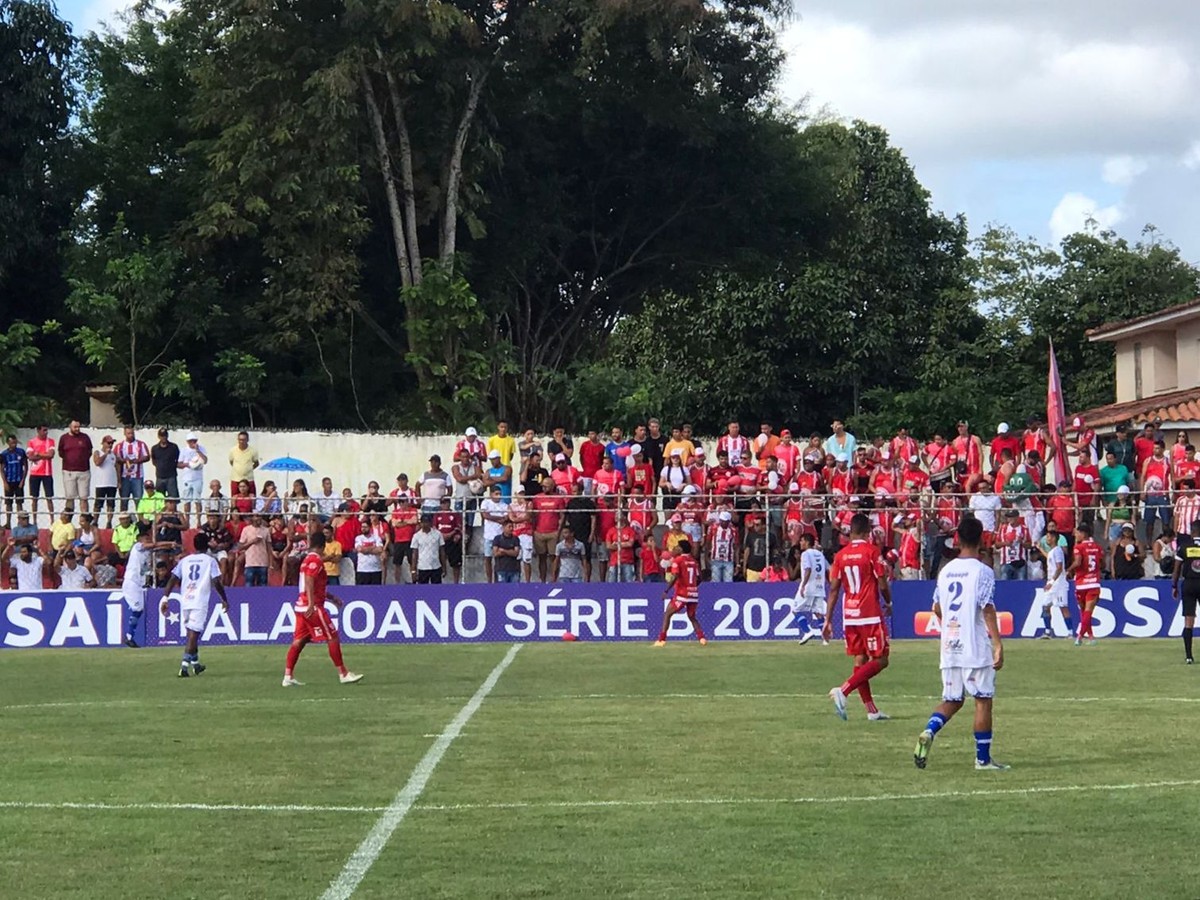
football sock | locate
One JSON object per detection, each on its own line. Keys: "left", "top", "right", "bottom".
{"left": 327, "top": 635, "right": 347, "bottom": 674}
{"left": 1079, "top": 609, "right": 1092, "bottom": 638}
{"left": 841, "top": 660, "right": 883, "bottom": 694}
{"left": 791, "top": 613, "right": 809, "bottom": 632}
{"left": 688, "top": 614, "right": 706, "bottom": 641}
{"left": 1063, "top": 615, "right": 1073, "bottom": 634}
{"left": 1041, "top": 611, "right": 1052, "bottom": 632}
{"left": 125, "top": 608, "right": 143, "bottom": 638}
{"left": 657, "top": 630, "right": 668, "bottom": 642}
{"left": 811, "top": 614, "right": 825, "bottom": 633}
{"left": 1184, "top": 627, "right": 1194, "bottom": 659}
{"left": 974, "top": 730, "right": 992, "bottom": 764}
{"left": 925, "top": 712, "right": 947, "bottom": 736}
{"left": 284, "top": 643, "right": 302, "bottom": 676}
{"left": 858, "top": 682, "right": 878, "bottom": 714}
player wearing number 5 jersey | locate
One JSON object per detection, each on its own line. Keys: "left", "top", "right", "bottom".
{"left": 1068, "top": 523, "right": 1105, "bottom": 646}
{"left": 914, "top": 516, "right": 1008, "bottom": 770}
{"left": 282, "top": 531, "right": 363, "bottom": 686}
{"left": 158, "top": 532, "right": 229, "bottom": 677}
{"left": 824, "top": 513, "right": 892, "bottom": 722}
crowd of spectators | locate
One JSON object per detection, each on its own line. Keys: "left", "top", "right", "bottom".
{"left": 3, "top": 416, "right": 1199, "bottom": 590}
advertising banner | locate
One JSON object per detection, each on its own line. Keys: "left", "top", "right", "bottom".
{"left": 0, "top": 580, "right": 1187, "bottom": 649}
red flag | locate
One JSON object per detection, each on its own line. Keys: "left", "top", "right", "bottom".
{"left": 1047, "top": 339, "right": 1073, "bottom": 483}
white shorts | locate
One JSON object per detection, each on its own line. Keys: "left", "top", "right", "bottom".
{"left": 122, "top": 586, "right": 145, "bottom": 612}
{"left": 1044, "top": 587, "right": 1069, "bottom": 609}
{"left": 181, "top": 606, "right": 209, "bottom": 633}
{"left": 180, "top": 480, "right": 203, "bottom": 502}
{"left": 941, "top": 666, "right": 996, "bottom": 702}
{"left": 518, "top": 534, "right": 534, "bottom": 563}
{"left": 792, "top": 590, "right": 826, "bottom": 615}
{"left": 209, "top": 550, "right": 228, "bottom": 562}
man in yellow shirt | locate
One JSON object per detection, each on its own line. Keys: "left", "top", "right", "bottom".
{"left": 487, "top": 421, "right": 517, "bottom": 467}
{"left": 112, "top": 512, "right": 138, "bottom": 560}
{"left": 321, "top": 523, "right": 344, "bottom": 585}
{"left": 663, "top": 425, "right": 695, "bottom": 466}
{"left": 136, "top": 480, "right": 166, "bottom": 530}
{"left": 228, "top": 430, "right": 261, "bottom": 494}
{"left": 50, "top": 512, "right": 77, "bottom": 552}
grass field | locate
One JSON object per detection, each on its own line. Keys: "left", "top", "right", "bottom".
{"left": 2, "top": 637, "right": 1199, "bottom": 899}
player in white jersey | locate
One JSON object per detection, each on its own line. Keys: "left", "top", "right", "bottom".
{"left": 122, "top": 524, "right": 176, "bottom": 647}
{"left": 1037, "top": 526, "right": 1072, "bottom": 639}
{"left": 159, "top": 532, "right": 230, "bottom": 677}
{"left": 787, "top": 533, "right": 828, "bottom": 645}
{"left": 914, "top": 517, "right": 1008, "bottom": 771}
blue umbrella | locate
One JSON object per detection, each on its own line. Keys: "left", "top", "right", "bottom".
{"left": 260, "top": 455, "right": 315, "bottom": 473}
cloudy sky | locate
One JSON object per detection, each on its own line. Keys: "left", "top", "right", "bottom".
{"left": 58, "top": 0, "right": 1200, "bottom": 263}
{"left": 778, "top": 1, "right": 1200, "bottom": 261}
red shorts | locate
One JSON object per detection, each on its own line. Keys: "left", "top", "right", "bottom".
{"left": 844, "top": 622, "right": 889, "bottom": 659}
{"left": 981, "top": 532, "right": 995, "bottom": 550}
{"left": 1077, "top": 588, "right": 1100, "bottom": 606}
{"left": 669, "top": 598, "right": 698, "bottom": 614}
{"left": 294, "top": 606, "right": 336, "bottom": 643}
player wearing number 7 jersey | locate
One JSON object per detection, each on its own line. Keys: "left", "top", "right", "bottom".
{"left": 158, "top": 532, "right": 230, "bottom": 677}
{"left": 824, "top": 513, "right": 892, "bottom": 721}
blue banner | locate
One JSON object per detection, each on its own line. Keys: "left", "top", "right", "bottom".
{"left": 0, "top": 580, "right": 1187, "bottom": 649}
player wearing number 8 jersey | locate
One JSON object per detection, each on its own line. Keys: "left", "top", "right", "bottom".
{"left": 282, "top": 531, "right": 363, "bottom": 686}
{"left": 158, "top": 532, "right": 229, "bottom": 677}
{"left": 914, "top": 516, "right": 1008, "bottom": 770}
{"left": 1068, "top": 523, "right": 1105, "bottom": 646}
{"left": 824, "top": 513, "right": 892, "bottom": 721}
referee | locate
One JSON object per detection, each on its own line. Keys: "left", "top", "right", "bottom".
{"left": 1172, "top": 517, "right": 1200, "bottom": 665}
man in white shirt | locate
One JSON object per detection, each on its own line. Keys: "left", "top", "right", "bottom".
{"left": 122, "top": 524, "right": 175, "bottom": 647}
{"left": 176, "top": 432, "right": 208, "bottom": 529}
{"left": 56, "top": 548, "right": 95, "bottom": 590}
{"left": 417, "top": 455, "right": 452, "bottom": 515}
{"left": 914, "top": 517, "right": 1008, "bottom": 771}
{"left": 315, "top": 476, "right": 339, "bottom": 521}
{"left": 479, "top": 485, "right": 509, "bottom": 584}
{"left": 353, "top": 519, "right": 385, "bottom": 585}
{"left": 4, "top": 540, "right": 46, "bottom": 591}
{"left": 410, "top": 515, "right": 446, "bottom": 584}
{"left": 158, "top": 532, "right": 230, "bottom": 677}
{"left": 967, "top": 479, "right": 1003, "bottom": 565}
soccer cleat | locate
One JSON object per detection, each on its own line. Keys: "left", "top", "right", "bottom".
{"left": 1039, "top": 632, "right": 1051, "bottom": 640}
{"left": 1187, "top": 657, "right": 1194, "bottom": 665}
{"left": 975, "top": 759, "right": 1011, "bottom": 771}
{"left": 191, "top": 663, "right": 206, "bottom": 676}
{"left": 1087, "top": 639, "right": 1097, "bottom": 646}
{"left": 177, "top": 666, "right": 189, "bottom": 678}
{"left": 821, "top": 639, "right": 830, "bottom": 647}
{"left": 653, "top": 640, "right": 666, "bottom": 647}
{"left": 798, "top": 632, "right": 814, "bottom": 646}
{"left": 914, "top": 729, "right": 933, "bottom": 769}
{"left": 698, "top": 637, "right": 707, "bottom": 646}
{"left": 1073, "top": 638, "right": 1082, "bottom": 646}
{"left": 124, "top": 636, "right": 139, "bottom": 648}
{"left": 281, "top": 676, "right": 304, "bottom": 687}
{"left": 867, "top": 711, "right": 891, "bottom": 722}
{"left": 829, "top": 687, "right": 848, "bottom": 721}
{"left": 339, "top": 671, "right": 364, "bottom": 684}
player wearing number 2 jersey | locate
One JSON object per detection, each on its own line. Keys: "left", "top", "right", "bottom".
{"left": 158, "top": 532, "right": 230, "bottom": 677}
{"left": 282, "top": 531, "right": 363, "bottom": 686}
{"left": 824, "top": 513, "right": 892, "bottom": 722}
{"left": 1068, "top": 523, "right": 1105, "bottom": 646}
{"left": 914, "top": 516, "right": 1007, "bottom": 771}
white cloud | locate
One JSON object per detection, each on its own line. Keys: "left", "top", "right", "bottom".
{"left": 1048, "top": 193, "right": 1124, "bottom": 244}
{"left": 1183, "top": 141, "right": 1200, "bottom": 170}
{"left": 1102, "top": 155, "right": 1150, "bottom": 186}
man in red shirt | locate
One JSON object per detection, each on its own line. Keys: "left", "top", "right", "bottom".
{"left": 578, "top": 431, "right": 606, "bottom": 494}
{"left": 531, "top": 487, "right": 567, "bottom": 582}
{"left": 1141, "top": 440, "right": 1174, "bottom": 541}
{"left": 890, "top": 427, "right": 919, "bottom": 466}
{"left": 654, "top": 541, "right": 707, "bottom": 646}
{"left": 1067, "top": 523, "right": 1104, "bottom": 645}
{"left": 1073, "top": 448, "right": 1101, "bottom": 526}
{"left": 26, "top": 424, "right": 56, "bottom": 523}
{"left": 625, "top": 445, "right": 656, "bottom": 495}
{"left": 605, "top": 510, "right": 637, "bottom": 582}
{"left": 989, "top": 423, "right": 1021, "bottom": 474}
{"left": 282, "top": 531, "right": 363, "bottom": 686}
{"left": 1133, "top": 422, "right": 1157, "bottom": 482}
{"left": 1174, "top": 444, "right": 1200, "bottom": 490}
{"left": 823, "top": 514, "right": 892, "bottom": 721}
{"left": 773, "top": 430, "right": 802, "bottom": 484}
{"left": 58, "top": 420, "right": 93, "bottom": 515}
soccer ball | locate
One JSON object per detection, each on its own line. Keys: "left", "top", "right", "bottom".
{"left": 188, "top": 457, "right": 203, "bottom": 470}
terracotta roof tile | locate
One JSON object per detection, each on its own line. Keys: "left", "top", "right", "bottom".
{"left": 1071, "top": 387, "right": 1200, "bottom": 429}
{"left": 1087, "top": 297, "right": 1200, "bottom": 339}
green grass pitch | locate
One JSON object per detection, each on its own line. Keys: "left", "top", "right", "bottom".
{"left": 1, "top": 638, "right": 1198, "bottom": 899}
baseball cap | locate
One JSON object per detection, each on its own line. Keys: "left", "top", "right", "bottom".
{"left": 836, "top": 453, "right": 849, "bottom": 463}
{"left": 908, "top": 454, "right": 919, "bottom": 464}
{"left": 880, "top": 449, "right": 891, "bottom": 461}
{"left": 997, "top": 422, "right": 1010, "bottom": 434}
{"left": 788, "top": 482, "right": 799, "bottom": 492}
{"left": 515, "top": 485, "right": 526, "bottom": 494}
{"left": 718, "top": 510, "right": 732, "bottom": 522}
{"left": 780, "top": 429, "right": 791, "bottom": 438}
{"left": 1117, "top": 485, "right": 1131, "bottom": 495}
{"left": 465, "top": 426, "right": 478, "bottom": 436}
{"left": 488, "top": 449, "right": 501, "bottom": 459}
{"left": 682, "top": 484, "right": 699, "bottom": 495}
{"left": 1072, "top": 417, "right": 1083, "bottom": 428}
{"left": 555, "top": 453, "right": 567, "bottom": 462}
{"left": 629, "top": 443, "right": 642, "bottom": 456}
{"left": 849, "top": 495, "right": 861, "bottom": 504}
{"left": 694, "top": 448, "right": 705, "bottom": 457}
{"left": 669, "top": 515, "right": 683, "bottom": 525}
{"left": 670, "top": 447, "right": 683, "bottom": 456}
{"left": 186, "top": 432, "right": 199, "bottom": 441}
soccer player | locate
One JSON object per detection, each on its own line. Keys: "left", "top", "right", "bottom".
{"left": 282, "top": 531, "right": 363, "bottom": 686}
{"left": 123, "top": 524, "right": 175, "bottom": 647}
{"left": 1172, "top": 517, "right": 1200, "bottom": 664}
{"left": 823, "top": 513, "right": 891, "bottom": 721}
{"left": 913, "top": 516, "right": 1008, "bottom": 771}
{"left": 653, "top": 540, "right": 707, "bottom": 647}
{"left": 788, "top": 532, "right": 828, "bottom": 645}
{"left": 1038, "top": 525, "right": 1073, "bottom": 639}
{"left": 158, "top": 533, "right": 230, "bottom": 677}
{"left": 1067, "top": 522, "right": 1105, "bottom": 646}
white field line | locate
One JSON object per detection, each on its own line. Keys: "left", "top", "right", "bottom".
{"left": 2, "top": 778, "right": 1196, "bottom": 817}
{"left": 319, "top": 643, "right": 524, "bottom": 900}
{"left": 7, "top": 692, "right": 1200, "bottom": 712}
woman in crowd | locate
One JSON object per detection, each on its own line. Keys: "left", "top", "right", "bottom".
{"left": 1110, "top": 523, "right": 1144, "bottom": 580}
{"left": 284, "top": 479, "right": 311, "bottom": 516}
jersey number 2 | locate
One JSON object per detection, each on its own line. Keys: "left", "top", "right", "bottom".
{"left": 946, "top": 581, "right": 964, "bottom": 612}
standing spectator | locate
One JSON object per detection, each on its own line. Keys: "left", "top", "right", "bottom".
{"left": 411, "top": 515, "right": 447, "bottom": 584}
{"left": 492, "top": 520, "right": 522, "bottom": 584}
{"left": 228, "top": 431, "right": 260, "bottom": 494}
{"left": 753, "top": 423, "right": 780, "bottom": 469}
{"left": 10, "top": 511, "right": 38, "bottom": 553}
{"left": 659, "top": 449, "right": 689, "bottom": 510}
{"left": 564, "top": 482, "right": 595, "bottom": 582}
{"left": 353, "top": 519, "right": 385, "bottom": 585}
{"left": 1175, "top": 444, "right": 1200, "bottom": 489}
{"left": 1099, "top": 451, "right": 1131, "bottom": 505}
{"left": 237, "top": 512, "right": 271, "bottom": 586}
{"left": 177, "top": 432, "right": 207, "bottom": 527}
{"left": 687, "top": 449, "right": 709, "bottom": 494}
{"left": 923, "top": 433, "right": 957, "bottom": 495}
{"left": 451, "top": 448, "right": 484, "bottom": 535}
{"left": 157, "top": 499, "right": 186, "bottom": 565}
{"left": 1170, "top": 430, "right": 1191, "bottom": 465}
{"left": 1066, "top": 417, "right": 1097, "bottom": 463}
{"left": 578, "top": 431, "right": 606, "bottom": 492}
{"left": 741, "top": 517, "right": 769, "bottom": 582}
{"left": 1174, "top": 479, "right": 1200, "bottom": 537}
{"left": 553, "top": 526, "right": 586, "bottom": 583}
{"left": 625, "top": 444, "right": 655, "bottom": 495}
{"left": 716, "top": 421, "right": 751, "bottom": 467}
{"left": 604, "top": 510, "right": 637, "bottom": 583}
{"left": 386, "top": 474, "right": 414, "bottom": 508}
{"left": 605, "top": 427, "right": 629, "bottom": 475}
{"left": 320, "top": 523, "right": 344, "bottom": 586}
{"left": 681, "top": 423, "right": 702, "bottom": 453}
{"left": 26, "top": 424, "right": 56, "bottom": 523}
{"left": 547, "top": 426, "right": 575, "bottom": 463}
{"left": 455, "top": 426, "right": 488, "bottom": 464}
{"left": 663, "top": 426, "right": 695, "bottom": 467}
{"left": 531, "top": 487, "right": 566, "bottom": 582}
{"left": 58, "top": 420, "right": 93, "bottom": 514}
{"left": 967, "top": 479, "right": 1002, "bottom": 562}
{"left": 487, "top": 420, "right": 517, "bottom": 467}
{"left": 1046, "top": 481, "right": 1078, "bottom": 556}
{"left": 643, "top": 419, "right": 667, "bottom": 477}
{"left": 150, "top": 429, "right": 180, "bottom": 499}
{"left": 1142, "top": 440, "right": 1174, "bottom": 541}
{"left": 890, "top": 427, "right": 920, "bottom": 467}
{"left": 996, "top": 509, "right": 1030, "bottom": 581}
{"left": 707, "top": 510, "right": 738, "bottom": 582}
{"left": 952, "top": 421, "right": 986, "bottom": 492}
{"left": 1022, "top": 416, "right": 1055, "bottom": 470}
{"left": 433, "top": 496, "right": 463, "bottom": 583}
{"left": 774, "top": 431, "right": 801, "bottom": 485}
{"left": 115, "top": 426, "right": 150, "bottom": 512}
{"left": 389, "top": 496, "right": 419, "bottom": 584}
{"left": 508, "top": 487, "right": 535, "bottom": 582}
{"left": 1132, "top": 422, "right": 1157, "bottom": 481}
{"left": 5, "top": 540, "right": 46, "bottom": 591}
{"left": 519, "top": 450, "right": 549, "bottom": 497}
{"left": 418, "top": 455, "right": 452, "bottom": 515}
{"left": 483, "top": 450, "right": 513, "bottom": 500}
{"left": 479, "top": 485, "right": 509, "bottom": 583}
{"left": 1, "top": 434, "right": 28, "bottom": 529}
{"left": 1104, "top": 424, "right": 1136, "bottom": 474}
{"left": 823, "top": 419, "right": 857, "bottom": 461}
{"left": 549, "top": 453, "right": 581, "bottom": 495}
{"left": 1073, "top": 449, "right": 1102, "bottom": 526}
{"left": 518, "top": 428, "right": 543, "bottom": 461}
{"left": 988, "top": 423, "right": 1020, "bottom": 473}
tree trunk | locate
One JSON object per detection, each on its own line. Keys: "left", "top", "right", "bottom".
{"left": 380, "top": 52, "right": 423, "bottom": 287}
{"left": 360, "top": 65, "right": 414, "bottom": 290}
{"left": 439, "top": 66, "right": 487, "bottom": 266}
